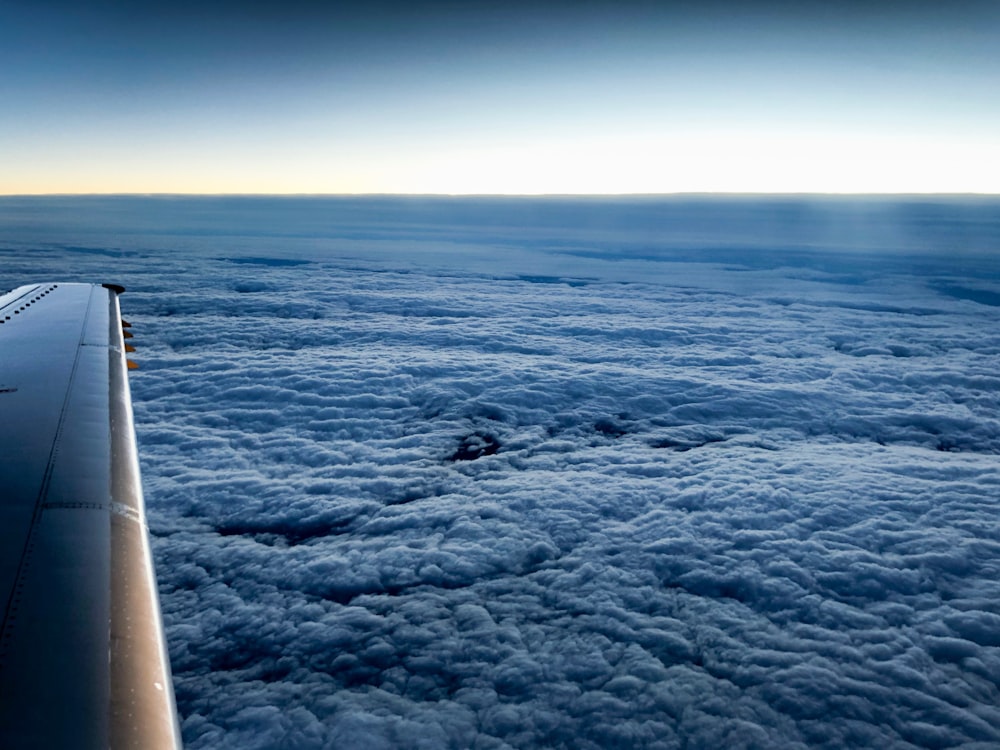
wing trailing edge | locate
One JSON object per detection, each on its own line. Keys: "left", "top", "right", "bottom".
{"left": 0, "top": 283, "right": 181, "bottom": 749}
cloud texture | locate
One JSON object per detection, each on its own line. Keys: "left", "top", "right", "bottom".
{"left": 2, "top": 197, "right": 999, "bottom": 749}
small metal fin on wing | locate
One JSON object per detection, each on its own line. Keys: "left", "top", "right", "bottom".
{"left": 126, "top": 360, "right": 139, "bottom": 370}
{"left": 123, "top": 330, "right": 134, "bottom": 339}
{"left": 125, "top": 344, "right": 136, "bottom": 353}
{"left": 121, "top": 319, "right": 132, "bottom": 328}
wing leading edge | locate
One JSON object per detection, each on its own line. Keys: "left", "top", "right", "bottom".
{"left": 0, "top": 283, "right": 181, "bottom": 749}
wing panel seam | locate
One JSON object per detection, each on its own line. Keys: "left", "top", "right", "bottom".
{"left": 0, "top": 288, "right": 98, "bottom": 664}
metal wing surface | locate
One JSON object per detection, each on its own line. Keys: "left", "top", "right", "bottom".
{"left": 0, "top": 283, "right": 181, "bottom": 749}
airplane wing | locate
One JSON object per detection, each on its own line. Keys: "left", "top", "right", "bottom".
{"left": 0, "top": 283, "right": 181, "bottom": 749}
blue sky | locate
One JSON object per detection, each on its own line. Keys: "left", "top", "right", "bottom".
{"left": 2, "top": 0, "right": 998, "bottom": 194}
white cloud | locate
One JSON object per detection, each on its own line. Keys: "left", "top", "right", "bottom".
{"left": 2, "top": 197, "right": 1000, "bottom": 749}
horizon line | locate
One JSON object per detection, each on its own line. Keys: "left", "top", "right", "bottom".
{"left": 2, "top": 191, "right": 999, "bottom": 199}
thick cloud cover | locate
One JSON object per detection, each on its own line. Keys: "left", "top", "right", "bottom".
{"left": 2, "top": 197, "right": 1000, "bottom": 748}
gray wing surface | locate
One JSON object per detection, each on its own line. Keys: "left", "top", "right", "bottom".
{"left": 0, "top": 283, "right": 181, "bottom": 749}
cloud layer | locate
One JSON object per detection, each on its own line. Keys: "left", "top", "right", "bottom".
{"left": 2, "top": 197, "right": 999, "bottom": 748}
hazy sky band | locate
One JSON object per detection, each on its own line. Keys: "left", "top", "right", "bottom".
{"left": 2, "top": 0, "right": 998, "bottom": 193}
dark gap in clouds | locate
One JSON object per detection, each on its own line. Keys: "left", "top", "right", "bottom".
{"left": 60, "top": 244, "right": 134, "bottom": 257}
{"left": 801, "top": 300, "right": 944, "bottom": 316}
{"left": 834, "top": 341, "right": 921, "bottom": 356}
{"left": 209, "top": 646, "right": 288, "bottom": 677}
{"left": 651, "top": 436, "right": 726, "bottom": 451}
{"left": 223, "top": 257, "right": 313, "bottom": 267}
{"left": 662, "top": 577, "right": 753, "bottom": 606}
{"left": 466, "top": 403, "right": 509, "bottom": 423}
{"left": 232, "top": 281, "right": 273, "bottom": 293}
{"left": 930, "top": 282, "right": 1000, "bottom": 307}
{"left": 320, "top": 578, "right": 480, "bottom": 608}
{"left": 449, "top": 433, "right": 501, "bottom": 461}
{"left": 593, "top": 418, "right": 627, "bottom": 438}
{"left": 382, "top": 492, "right": 424, "bottom": 507}
{"left": 215, "top": 517, "right": 355, "bottom": 546}
{"left": 325, "top": 554, "right": 561, "bottom": 612}
{"left": 518, "top": 275, "right": 590, "bottom": 288}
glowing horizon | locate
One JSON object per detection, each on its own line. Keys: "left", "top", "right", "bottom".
{"left": 2, "top": 1, "right": 998, "bottom": 196}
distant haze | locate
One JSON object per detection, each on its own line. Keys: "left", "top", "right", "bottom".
{"left": 2, "top": 0, "right": 998, "bottom": 194}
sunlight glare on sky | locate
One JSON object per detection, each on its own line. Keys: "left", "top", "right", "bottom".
{"left": 1, "top": 0, "right": 998, "bottom": 195}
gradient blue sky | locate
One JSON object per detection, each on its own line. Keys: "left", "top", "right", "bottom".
{"left": 2, "top": 0, "right": 998, "bottom": 194}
